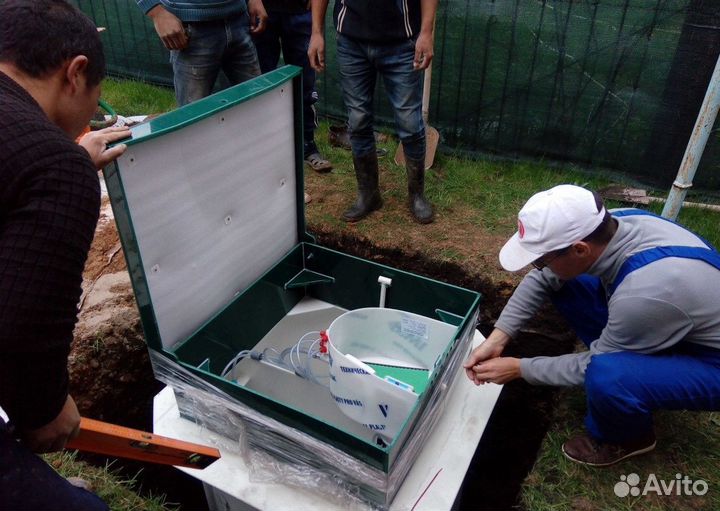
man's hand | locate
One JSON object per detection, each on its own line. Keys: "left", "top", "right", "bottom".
{"left": 21, "top": 395, "right": 81, "bottom": 453}
{"left": 148, "top": 5, "right": 188, "bottom": 50}
{"left": 463, "top": 328, "right": 511, "bottom": 382}
{"left": 468, "top": 357, "right": 521, "bottom": 386}
{"left": 78, "top": 126, "right": 131, "bottom": 169}
{"left": 308, "top": 33, "right": 325, "bottom": 72}
{"left": 248, "top": 0, "right": 268, "bottom": 34}
{"left": 413, "top": 30, "right": 434, "bottom": 70}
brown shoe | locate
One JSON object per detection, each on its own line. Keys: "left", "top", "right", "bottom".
{"left": 562, "top": 431, "right": 656, "bottom": 467}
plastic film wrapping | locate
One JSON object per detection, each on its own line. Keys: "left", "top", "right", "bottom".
{"left": 150, "top": 350, "right": 387, "bottom": 505}
{"left": 148, "top": 312, "right": 476, "bottom": 509}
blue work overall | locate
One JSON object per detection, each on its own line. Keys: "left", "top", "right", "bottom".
{"left": 549, "top": 210, "right": 720, "bottom": 443}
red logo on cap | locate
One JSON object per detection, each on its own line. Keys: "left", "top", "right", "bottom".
{"left": 518, "top": 219, "right": 525, "bottom": 239}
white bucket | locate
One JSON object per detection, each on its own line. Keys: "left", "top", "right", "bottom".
{"left": 326, "top": 308, "right": 457, "bottom": 442}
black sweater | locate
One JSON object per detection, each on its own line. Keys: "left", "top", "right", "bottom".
{"left": 0, "top": 72, "right": 100, "bottom": 430}
{"left": 333, "top": 0, "right": 422, "bottom": 42}
{"left": 263, "top": 0, "right": 308, "bottom": 14}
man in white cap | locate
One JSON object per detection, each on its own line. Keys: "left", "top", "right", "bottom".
{"left": 464, "top": 184, "right": 720, "bottom": 466}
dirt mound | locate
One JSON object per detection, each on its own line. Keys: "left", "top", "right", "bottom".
{"left": 70, "top": 197, "right": 159, "bottom": 429}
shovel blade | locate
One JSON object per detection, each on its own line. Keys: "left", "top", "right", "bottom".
{"left": 394, "top": 125, "right": 440, "bottom": 170}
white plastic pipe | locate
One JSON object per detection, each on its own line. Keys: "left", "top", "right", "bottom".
{"left": 377, "top": 276, "right": 392, "bottom": 308}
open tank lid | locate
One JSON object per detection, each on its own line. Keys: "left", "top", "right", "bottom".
{"left": 105, "top": 67, "right": 309, "bottom": 351}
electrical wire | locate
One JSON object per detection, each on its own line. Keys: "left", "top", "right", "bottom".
{"left": 220, "top": 349, "right": 252, "bottom": 377}
{"left": 222, "top": 331, "right": 330, "bottom": 386}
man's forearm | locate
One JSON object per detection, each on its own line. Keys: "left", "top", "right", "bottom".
{"left": 495, "top": 270, "right": 555, "bottom": 337}
{"left": 311, "top": 0, "right": 329, "bottom": 34}
{"left": 419, "top": 0, "right": 438, "bottom": 35}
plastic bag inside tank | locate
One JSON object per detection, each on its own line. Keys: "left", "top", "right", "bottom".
{"left": 327, "top": 308, "right": 457, "bottom": 441}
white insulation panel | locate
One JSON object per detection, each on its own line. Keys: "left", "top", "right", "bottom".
{"left": 115, "top": 84, "right": 298, "bottom": 349}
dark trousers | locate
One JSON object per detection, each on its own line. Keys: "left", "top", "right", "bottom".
{"left": 0, "top": 419, "right": 108, "bottom": 511}
{"left": 253, "top": 9, "right": 319, "bottom": 156}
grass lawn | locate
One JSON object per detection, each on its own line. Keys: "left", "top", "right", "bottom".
{"left": 101, "top": 77, "right": 176, "bottom": 120}
{"left": 522, "top": 390, "right": 720, "bottom": 511}
{"left": 93, "top": 77, "right": 720, "bottom": 510}
{"left": 44, "top": 452, "right": 170, "bottom": 511}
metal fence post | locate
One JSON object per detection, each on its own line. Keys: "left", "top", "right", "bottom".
{"left": 662, "top": 52, "right": 720, "bottom": 220}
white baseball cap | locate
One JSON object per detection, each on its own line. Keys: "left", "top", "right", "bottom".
{"left": 499, "top": 185, "right": 606, "bottom": 271}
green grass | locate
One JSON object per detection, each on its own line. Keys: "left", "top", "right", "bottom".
{"left": 313, "top": 122, "right": 720, "bottom": 246}
{"left": 436, "top": 156, "right": 617, "bottom": 231}
{"left": 649, "top": 201, "right": 720, "bottom": 250}
{"left": 44, "top": 452, "right": 172, "bottom": 511}
{"left": 521, "top": 389, "right": 720, "bottom": 511}
{"left": 101, "top": 78, "right": 176, "bottom": 117}
{"left": 98, "top": 76, "right": 720, "bottom": 250}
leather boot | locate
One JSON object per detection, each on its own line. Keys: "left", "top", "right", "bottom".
{"left": 562, "top": 431, "right": 656, "bottom": 467}
{"left": 343, "top": 152, "right": 383, "bottom": 222}
{"left": 406, "top": 157, "right": 434, "bottom": 224}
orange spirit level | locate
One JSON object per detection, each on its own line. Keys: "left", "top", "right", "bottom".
{"left": 66, "top": 417, "right": 220, "bottom": 469}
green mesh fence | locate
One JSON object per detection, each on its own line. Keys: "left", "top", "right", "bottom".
{"left": 74, "top": 0, "right": 171, "bottom": 83}
{"left": 75, "top": 0, "right": 720, "bottom": 189}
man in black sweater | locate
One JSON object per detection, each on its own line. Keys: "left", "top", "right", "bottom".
{"left": 308, "top": 0, "right": 437, "bottom": 224}
{"left": 0, "top": 2, "right": 128, "bottom": 509}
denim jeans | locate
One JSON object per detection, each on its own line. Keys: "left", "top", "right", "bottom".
{"left": 253, "top": 10, "right": 320, "bottom": 157}
{"left": 336, "top": 33, "right": 425, "bottom": 160}
{"left": 171, "top": 11, "right": 261, "bottom": 106}
{"left": 0, "top": 419, "right": 108, "bottom": 511}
